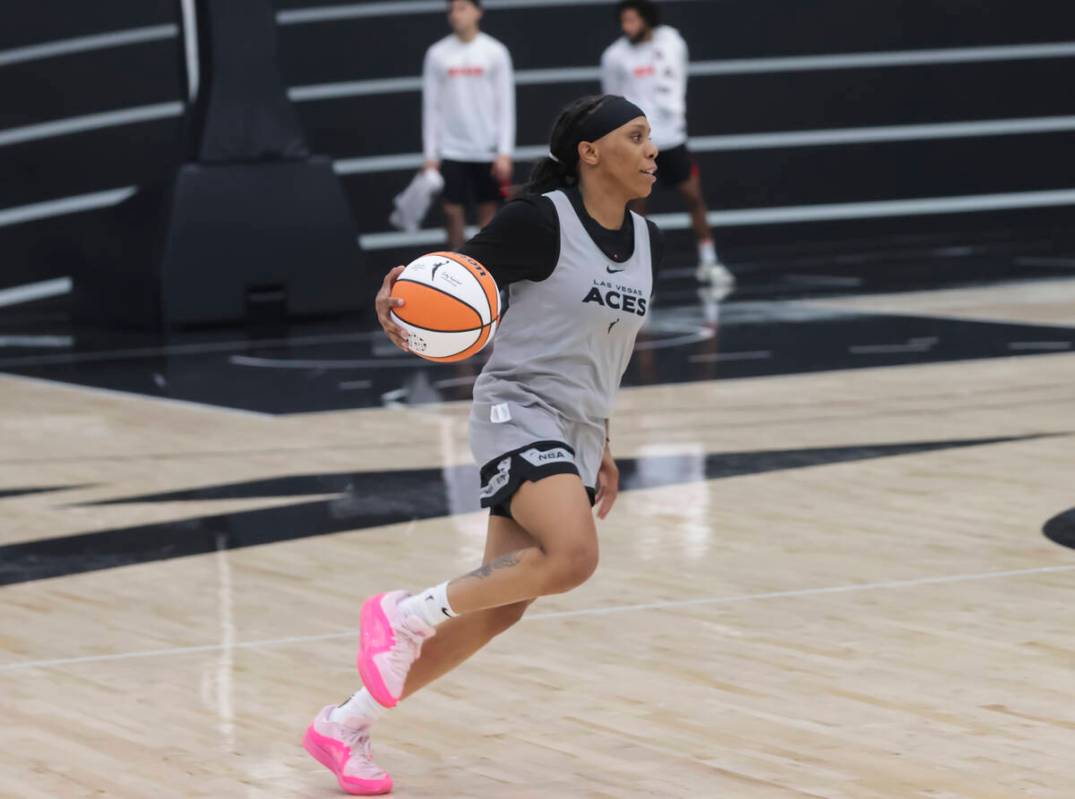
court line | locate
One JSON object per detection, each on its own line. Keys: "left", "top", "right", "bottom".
{"left": 0, "top": 372, "right": 276, "bottom": 420}
{"left": 2, "top": 563, "right": 1071, "bottom": 672}
{"left": 0, "top": 331, "right": 383, "bottom": 370}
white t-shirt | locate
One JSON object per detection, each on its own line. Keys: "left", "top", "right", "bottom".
{"left": 600, "top": 26, "right": 689, "bottom": 150}
{"left": 422, "top": 32, "right": 515, "bottom": 163}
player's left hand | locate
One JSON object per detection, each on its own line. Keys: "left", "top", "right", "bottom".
{"left": 492, "top": 155, "right": 513, "bottom": 184}
{"left": 594, "top": 443, "right": 619, "bottom": 520}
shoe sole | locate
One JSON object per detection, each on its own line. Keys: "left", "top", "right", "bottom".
{"left": 303, "top": 724, "right": 393, "bottom": 796}
{"left": 357, "top": 593, "right": 399, "bottom": 708}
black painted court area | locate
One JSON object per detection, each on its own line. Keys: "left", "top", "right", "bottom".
{"left": 1, "top": 258, "right": 1073, "bottom": 415}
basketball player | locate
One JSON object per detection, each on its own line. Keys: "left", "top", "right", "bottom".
{"left": 303, "top": 95, "right": 663, "bottom": 795}
{"left": 422, "top": 0, "right": 516, "bottom": 250}
{"left": 601, "top": 0, "right": 734, "bottom": 285}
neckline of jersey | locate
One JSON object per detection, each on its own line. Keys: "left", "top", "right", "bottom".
{"left": 564, "top": 187, "right": 635, "bottom": 264}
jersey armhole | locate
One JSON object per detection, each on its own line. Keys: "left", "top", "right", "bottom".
{"left": 533, "top": 194, "right": 561, "bottom": 282}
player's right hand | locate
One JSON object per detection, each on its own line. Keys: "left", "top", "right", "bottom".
{"left": 376, "top": 265, "right": 409, "bottom": 352}
{"left": 423, "top": 160, "right": 441, "bottom": 173}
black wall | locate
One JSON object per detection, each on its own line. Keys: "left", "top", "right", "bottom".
{"left": 4, "top": 0, "right": 1075, "bottom": 292}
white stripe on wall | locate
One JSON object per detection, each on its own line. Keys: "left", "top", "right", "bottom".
{"left": 0, "top": 25, "right": 178, "bottom": 68}
{"left": 6, "top": 110, "right": 1075, "bottom": 230}
{"left": 277, "top": 0, "right": 643, "bottom": 25}
{"left": 6, "top": 40, "right": 1075, "bottom": 147}
{"left": 0, "top": 187, "right": 136, "bottom": 229}
{"left": 689, "top": 41, "right": 1075, "bottom": 76}
{"left": 688, "top": 114, "right": 1075, "bottom": 151}
{"left": 2, "top": 184, "right": 1072, "bottom": 244}
{"left": 0, "top": 278, "right": 73, "bottom": 308}
{"left": 357, "top": 187, "right": 1075, "bottom": 250}
{"left": 0, "top": 103, "right": 184, "bottom": 149}
{"left": 332, "top": 114, "right": 1075, "bottom": 175}
{"left": 289, "top": 76, "right": 423, "bottom": 102}
{"left": 289, "top": 41, "right": 1075, "bottom": 101}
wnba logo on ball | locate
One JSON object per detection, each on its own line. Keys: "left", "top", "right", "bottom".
{"left": 390, "top": 252, "right": 501, "bottom": 363}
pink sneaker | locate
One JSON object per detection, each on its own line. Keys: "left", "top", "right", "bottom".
{"left": 302, "top": 705, "right": 393, "bottom": 795}
{"left": 357, "top": 591, "right": 435, "bottom": 708}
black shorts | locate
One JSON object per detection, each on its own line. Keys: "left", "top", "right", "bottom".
{"left": 479, "top": 440, "right": 597, "bottom": 519}
{"left": 655, "top": 143, "right": 697, "bottom": 187}
{"left": 441, "top": 159, "right": 505, "bottom": 206}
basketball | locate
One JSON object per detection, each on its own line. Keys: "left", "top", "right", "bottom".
{"left": 389, "top": 251, "right": 501, "bottom": 362}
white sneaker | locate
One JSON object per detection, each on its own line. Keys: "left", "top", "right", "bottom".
{"left": 696, "top": 261, "right": 736, "bottom": 285}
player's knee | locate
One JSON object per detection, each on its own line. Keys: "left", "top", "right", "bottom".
{"left": 544, "top": 540, "right": 599, "bottom": 594}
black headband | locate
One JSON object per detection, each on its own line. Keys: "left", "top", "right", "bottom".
{"left": 552, "top": 96, "right": 646, "bottom": 170}
{"left": 576, "top": 95, "right": 645, "bottom": 145}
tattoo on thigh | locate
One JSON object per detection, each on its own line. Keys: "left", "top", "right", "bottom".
{"left": 463, "top": 551, "right": 521, "bottom": 580}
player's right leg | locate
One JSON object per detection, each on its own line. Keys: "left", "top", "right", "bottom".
{"left": 356, "top": 472, "right": 598, "bottom": 708}
{"left": 398, "top": 512, "right": 536, "bottom": 699}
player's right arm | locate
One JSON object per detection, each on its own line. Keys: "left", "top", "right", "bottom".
{"left": 459, "top": 197, "right": 558, "bottom": 286}
{"left": 422, "top": 46, "right": 441, "bottom": 172}
{"left": 375, "top": 265, "right": 409, "bottom": 351}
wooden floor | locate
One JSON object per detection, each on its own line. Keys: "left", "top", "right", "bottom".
{"left": 2, "top": 279, "right": 1074, "bottom": 798}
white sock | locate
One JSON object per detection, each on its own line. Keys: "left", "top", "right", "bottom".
{"left": 330, "top": 688, "right": 387, "bottom": 725}
{"left": 398, "top": 581, "right": 459, "bottom": 627}
{"left": 698, "top": 239, "right": 717, "bottom": 266}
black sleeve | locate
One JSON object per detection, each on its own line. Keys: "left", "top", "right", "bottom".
{"left": 646, "top": 218, "right": 665, "bottom": 283}
{"left": 459, "top": 195, "right": 560, "bottom": 286}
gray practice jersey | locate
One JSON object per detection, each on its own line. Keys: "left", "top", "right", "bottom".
{"left": 472, "top": 189, "right": 653, "bottom": 424}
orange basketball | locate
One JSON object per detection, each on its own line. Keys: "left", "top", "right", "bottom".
{"left": 389, "top": 251, "right": 501, "bottom": 362}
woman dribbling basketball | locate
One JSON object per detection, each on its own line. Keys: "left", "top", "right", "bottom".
{"left": 304, "top": 95, "right": 664, "bottom": 795}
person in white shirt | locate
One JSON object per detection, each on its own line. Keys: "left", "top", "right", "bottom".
{"left": 422, "top": 0, "right": 515, "bottom": 250}
{"left": 601, "top": 0, "right": 734, "bottom": 284}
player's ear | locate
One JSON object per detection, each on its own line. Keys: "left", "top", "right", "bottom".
{"left": 577, "top": 141, "right": 600, "bottom": 167}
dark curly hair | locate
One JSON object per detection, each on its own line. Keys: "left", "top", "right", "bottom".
{"left": 617, "top": 0, "right": 659, "bottom": 28}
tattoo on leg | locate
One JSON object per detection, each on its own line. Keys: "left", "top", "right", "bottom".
{"left": 461, "top": 551, "right": 521, "bottom": 581}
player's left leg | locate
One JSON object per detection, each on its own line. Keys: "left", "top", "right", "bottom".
{"left": 303, "top": 515, "right": 535, "bottom": 795}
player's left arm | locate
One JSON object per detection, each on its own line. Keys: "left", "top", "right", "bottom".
{"left": 595, "top": 421, "right": 619, "bottom": 519}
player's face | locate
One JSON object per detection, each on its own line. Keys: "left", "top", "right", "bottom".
{"left": 600, "top": 116, "right": 659, "bottom": 199}
{"left": 620, "top": 9, "right": 650, "bottom": 43}
{"left": 448, "top": 0, "right": 482, "bottom": 34}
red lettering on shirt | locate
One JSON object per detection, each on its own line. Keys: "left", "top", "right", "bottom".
{"left": 448, "top": 66, "right": 485, "bottom": 77}
{"left": 633, "top": 65, "right": 656, "bottom": 78}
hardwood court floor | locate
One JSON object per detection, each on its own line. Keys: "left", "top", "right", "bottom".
{"left": 2, "top": 278, "right": 1074, "bottom": 798}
